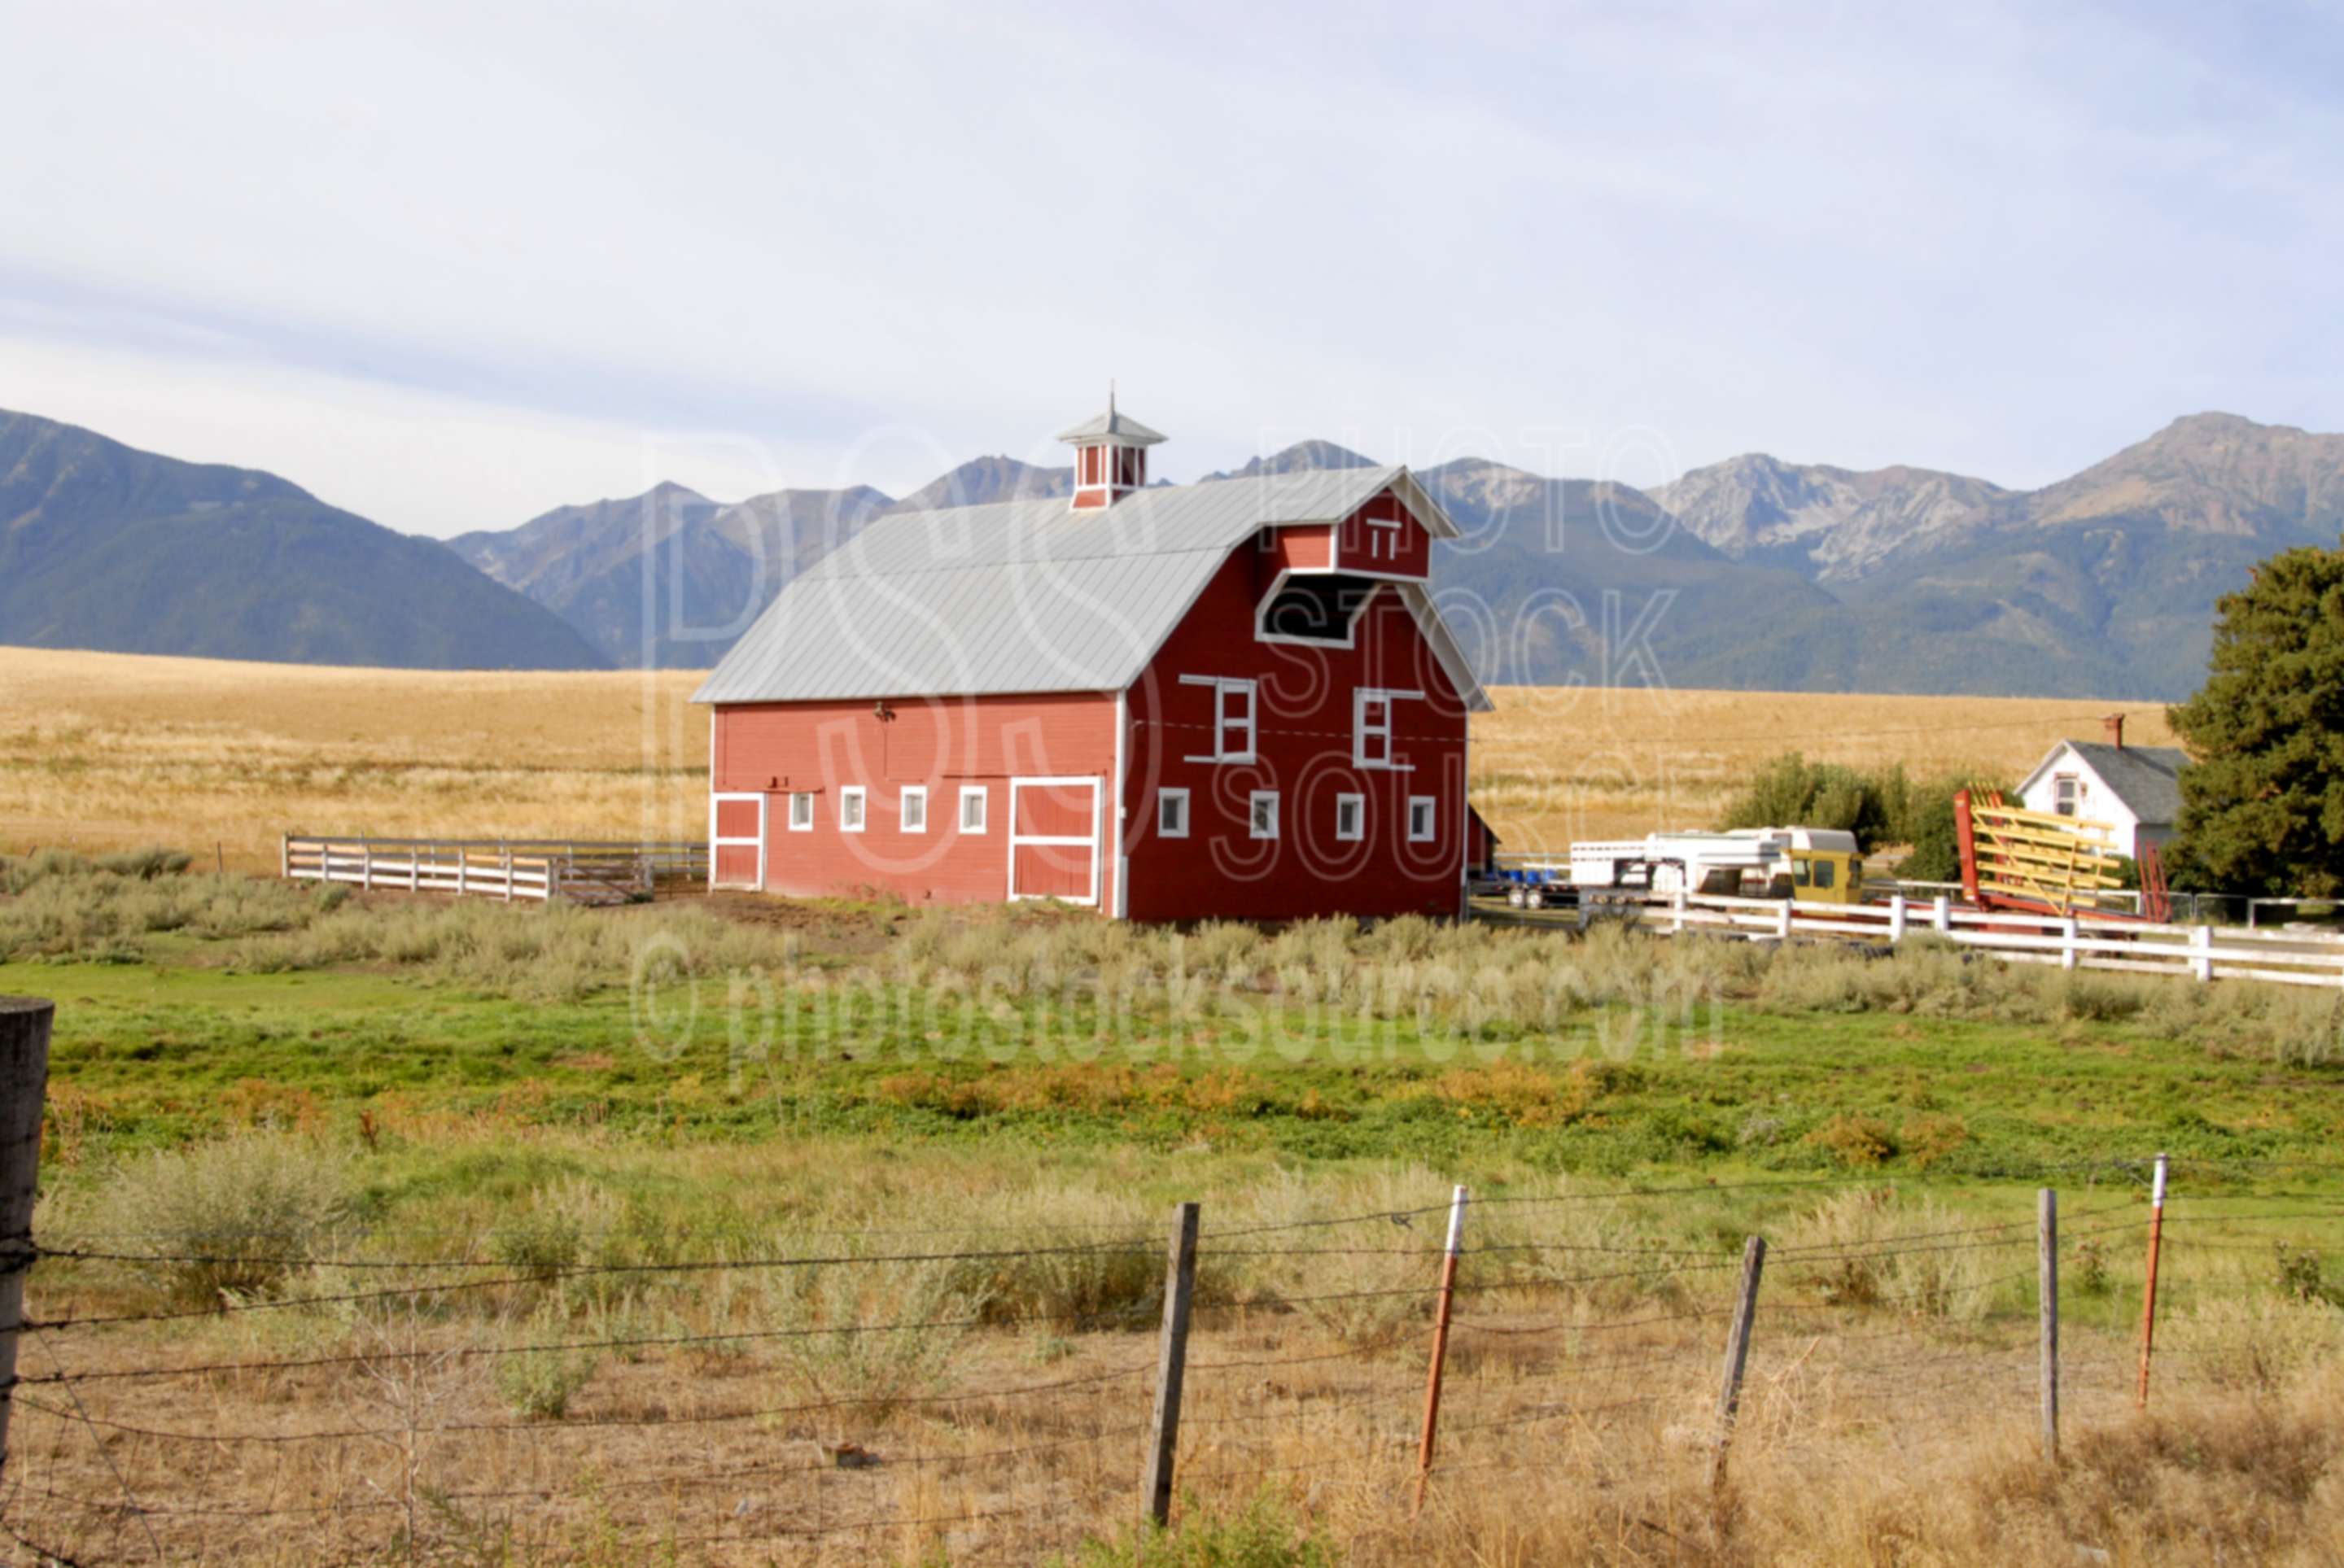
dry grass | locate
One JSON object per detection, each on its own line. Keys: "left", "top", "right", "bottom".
{"left": 1471, "top": 685, "right": 2180, "bottom": 853}
{"left": 0, "top": 645, "right": 2176, "bottom": 871}
{"left": 15, "top": 1139, "right": 2342, "bottom": 1565}
{"left": 0, "top": 645, "right": 706, "bottom": 872}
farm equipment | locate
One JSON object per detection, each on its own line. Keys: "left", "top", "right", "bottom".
{"left": 1953, "top": 789, "right": 2170, "bottom": 921}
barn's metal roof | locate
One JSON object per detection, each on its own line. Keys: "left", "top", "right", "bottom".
{"left": 693, "top": 464, "right": 1489, "bottom": 708}
{"left": 1054, "top": 405, "right": 1168, "bottom": 445}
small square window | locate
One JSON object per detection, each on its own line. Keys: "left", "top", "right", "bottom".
{"left": 789, "top": 793, "right": 815, "bottom": 831}
{"left": 839, "top": 786, "right": 866, "bottom": 832}
{"left": 1334, "top": 793, "right": 1364, "bottom": 841}
{"left": 901, "top": 786, "right": 927, "bottom": 833}
{"left": 960, "top": 785, "right": 989, "bottom": 833}
{"left": 1407, "top": 796, "right": 1437, "bottom": 843}
{"left": 1249, "top": 791, "right": 1279, "bottom": 841}
{"left": 1157, "top": 788, "right": 1190, "bottom": 838}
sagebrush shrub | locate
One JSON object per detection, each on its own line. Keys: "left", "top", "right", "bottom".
{"left": 82, "top": 1134, "right": 352, "bottom": 1304}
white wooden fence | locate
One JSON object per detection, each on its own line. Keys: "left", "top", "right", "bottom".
{"left": 282, "top": 837, "right": 709, "bottom": 906}
{"left": 1498, "top": 887, "right": 2344, "bottom": 989}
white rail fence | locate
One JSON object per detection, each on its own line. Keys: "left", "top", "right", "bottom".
{"left": 282, "top": 836, "right": 709, "bottom": 906}
{"left": 1515, "top": 887, "right": 2344, "bottom": 989}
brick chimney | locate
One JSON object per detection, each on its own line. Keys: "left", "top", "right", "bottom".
{"left": 2103, "top": 713, "right": 2125, "bottom": 749}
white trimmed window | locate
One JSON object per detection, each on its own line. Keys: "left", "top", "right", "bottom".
{"left": 2053, "top": 775, "right": 2078, "bottom": 816}
{"left": 789, "top": 792, "right": 815, "bottom": 831}
{"left": 1335, "top": 793, "right": 1364, "bottom": 841}
{"left": 901, "top": 785, "right": 927, "bottom": 833}
{"left": 1249, "top": 790, "right": 1279, "bottom": 841}
{"left": 1353, "top": 687, "right": 1421, "bottom": 770}
{"left": 839, "top": 787, "right": 867, "bottom": 832}
{"left": 1408, "top": 796, "right": 1437, "bottom": 843}
{"left": 959, "top": 784, "right": 989, "bottom": 833}
{"left": 1180, "top": 675, "right": 1257, "bottom": 763}
{"left": 1157, "top": 788, "right": 1190, "bottom": 838}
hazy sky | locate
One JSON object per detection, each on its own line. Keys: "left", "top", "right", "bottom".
{"left": 4, "top": 0, "right": 2339, "bottom": 537}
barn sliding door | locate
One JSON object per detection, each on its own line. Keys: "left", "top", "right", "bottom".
{"left": 1008, "top": 776, "right": 1100, "bottom": 906}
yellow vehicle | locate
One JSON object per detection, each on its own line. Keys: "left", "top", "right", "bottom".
{"left": 1773, "top": 838, "right": 1866, "bottom": 905}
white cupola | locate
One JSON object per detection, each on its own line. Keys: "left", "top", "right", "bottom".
{"left": 1056, "top": 392, "right": 1166, "bottom": 510}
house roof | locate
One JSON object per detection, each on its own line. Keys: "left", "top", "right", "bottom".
{"left": 2020, "top": 740, "right": 2188, "bottom": 826}
{"left": 693, "top": 464, "right": 1490, "bottom": 710}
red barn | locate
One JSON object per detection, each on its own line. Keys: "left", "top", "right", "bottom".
{"left": 693, "top": 402, "right": 1492, "bottom": 921}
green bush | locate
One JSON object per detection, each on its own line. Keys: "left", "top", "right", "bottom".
{"left": 81, "top": 1135, "right": 352, "bottom": 1304}
{"left": 1054, "top": 1495, "right": 1334, "bottom": 1568}
{"left": 1719, "top": 753, "right": 2012, "bottom": 862}
{"left": 495, "top": 1332, "right": 600, "bottom": 1420}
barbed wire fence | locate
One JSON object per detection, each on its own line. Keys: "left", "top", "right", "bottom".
{"left": 2, "top": 1004, "right": 2342, "bottom": 1561}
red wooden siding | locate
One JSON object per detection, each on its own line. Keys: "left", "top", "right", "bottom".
{"left": 712, "top": 693, "right": 1117, "bottom": 905}
{"left": 715, "top": 798, "right": 760, "bottom": 838}
{"left": 1332, "top": 491, "right": 1431, "bottom": 579}
{"left": 1121, "top": 547, "right": 1469, "bottom": 922}
{"left": 715, "top": 845, "right": 759, "bottom": 884}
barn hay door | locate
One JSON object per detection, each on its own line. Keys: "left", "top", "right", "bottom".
{"left": 1008, "top": 776, "right": 1100, "bottom": 906}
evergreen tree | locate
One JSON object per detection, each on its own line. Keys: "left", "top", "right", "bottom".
{"left": 2167, "top": 546, "right": 2344, "bottom": 898}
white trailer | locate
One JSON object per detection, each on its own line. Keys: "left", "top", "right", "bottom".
{"left": 1567, "top": 828, "right": 1863, "bottom": 901}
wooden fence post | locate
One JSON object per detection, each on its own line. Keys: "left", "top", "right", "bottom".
{"left": 1709, "top": 1235, "right": 1766, "bottom": 1492}
{"left": 1141, "top": 1201, "right": 1200, "bottom": 1529}
{"left": 361, "top": 841, "right": 374, "bottom": 892}
{"left": 2190, "top": 926, "right": 2214, "bottom": 983}
{"left": 2039, "top": 1189, "right": 2059, "bottom": 1464}
{"left": 279, "top": 832, "right": 289, "bottom": 880}
{"left": 2137, "top": 1152, "right": 2168, "bottom": 1409}
{"left": 2060, "top": 916, "right": 2079, "bottom": 971}
{"left": 1413, "top": 1185, "right": 1468, "bottom": 1518}
{"left": 0, "top": 998, "right": 54, "bottom": 1483}
{"left": 1888, "top": 893, "right": 1908, "bottom": 943}
{"left": 1932, "top": 893, "right": 1952, "bottom": 933}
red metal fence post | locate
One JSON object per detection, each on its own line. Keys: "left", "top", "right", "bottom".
{"left": 1412, "top": 1185, "right": 1467, "bottom": 1518}
{"left": 2136, "top": 1152, "right": 2169, "bottom": 1409}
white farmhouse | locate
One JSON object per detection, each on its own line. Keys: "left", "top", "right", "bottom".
{"left": 2014, "top": 715, "right": 2187, "bottom": 862}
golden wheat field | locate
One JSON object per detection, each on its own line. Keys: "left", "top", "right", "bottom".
{"left": 0, "top": 646, "right": 2180, "bottom": 867}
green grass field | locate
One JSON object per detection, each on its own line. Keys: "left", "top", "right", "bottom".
{"left": 10, "top": 857, "right": 2344, "bottom": 1563}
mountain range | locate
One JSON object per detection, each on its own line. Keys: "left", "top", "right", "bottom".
{"left": 6, "top": 406, "right": 2340, "bottom": 698}
{"left": 0, "top": 408, "right": 601, "bottom": 668}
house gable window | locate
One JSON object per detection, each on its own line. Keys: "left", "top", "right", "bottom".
{"left": 1180, "top": 675, "right": 1257, "bottom": 762}
{"left": 1353, "top": 687, "right": 1422, "bottom": 770}
{"left": 2053, "top": 775, "right": 2079, "bottom": 816}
